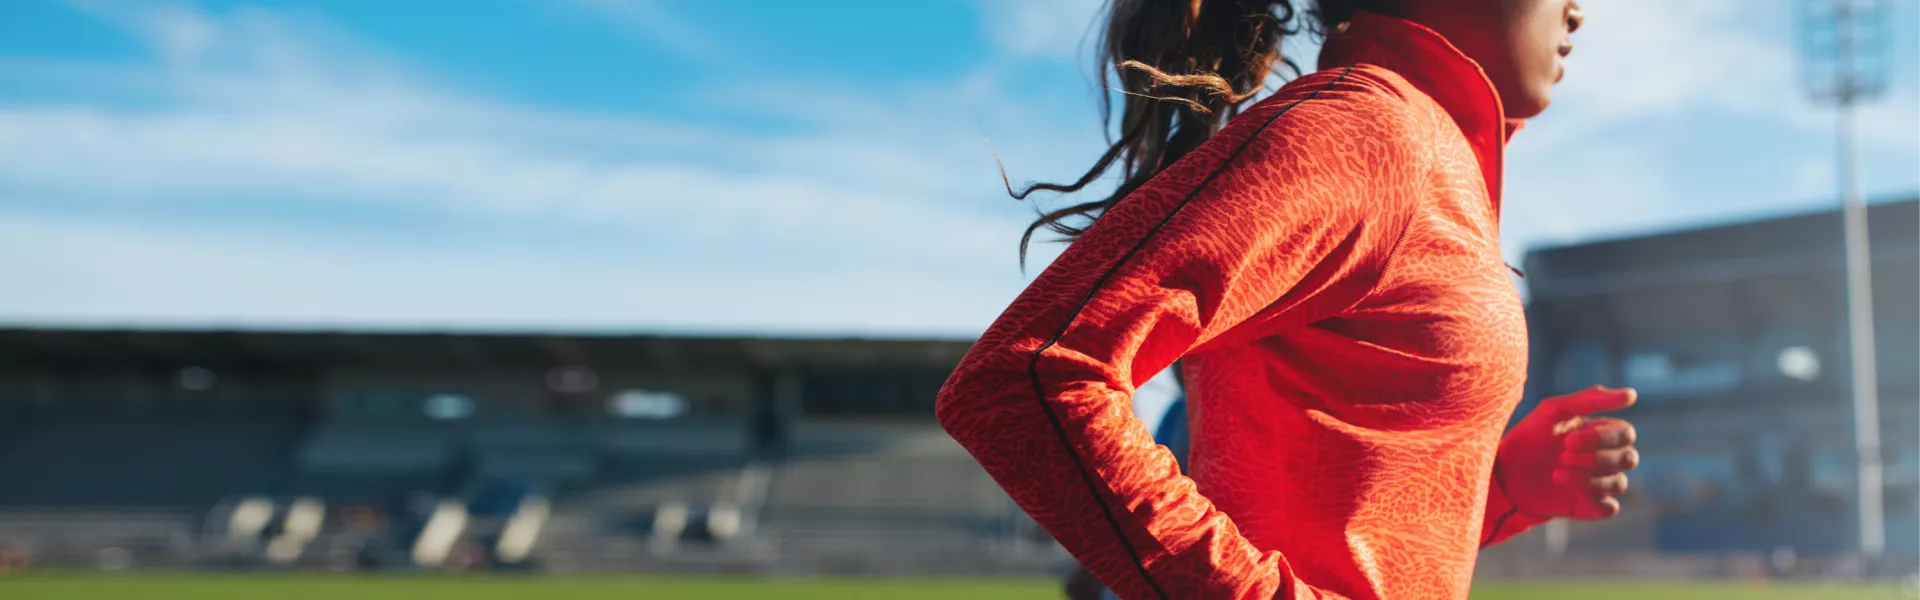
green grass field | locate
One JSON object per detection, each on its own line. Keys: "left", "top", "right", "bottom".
{"left": 0, "top": 574, "right": 1909, "bottom": 600}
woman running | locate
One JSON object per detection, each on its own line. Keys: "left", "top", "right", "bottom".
{"left": 937, "top": 1, "right": 1640, "bottom": 598}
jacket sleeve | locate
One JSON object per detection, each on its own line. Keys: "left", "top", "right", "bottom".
{"left": 1479, "top": 474, "right": 1553, "bottom": 547}
{"left": 935, "top": 69, "right": 1428, "bottom": 600}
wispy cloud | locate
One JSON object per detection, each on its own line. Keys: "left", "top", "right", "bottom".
{"left": 0, "top": 210, "right": 1018, "bottom": 335}
{"left": 1, "top": 0, "right": 1912, "bottom": 332}
{"left": 0, "top": 0, "right": 1098, "bottom": 333}
{"left": 972, "top": 0, "right": 1107, "bottom": 61}
{"left": 1503, "top": 0, "right": 1918, "bottom": 249}
{"left": 555, "top": 0, "right": 733, "bottom": 64}
{"left": 1534, "top": 0, "right": 1918, "bottom": 152}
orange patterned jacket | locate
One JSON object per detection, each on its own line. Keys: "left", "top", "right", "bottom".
{"left": 936, "top": 12, "right": 1549, "bottom": 600}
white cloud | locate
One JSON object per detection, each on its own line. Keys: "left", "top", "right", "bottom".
{"left": 1790, "top": 156, "right": 1840, "bottom": 200}
{"left": 0, "top": 104, "right": 1019, "bottom": 266}
{"left": 1549, "top": 0, "right": 1785, "bottom": 124}
{"left": 0, "top": 1, "right": 1100, "bottom": 332}
{"left": 1499, "top": 0, "right": 1918, "bottom": 249}
{"left": 973, "top": 0, "right": 1107, "bottom": 61}
{"left": 3, "top": 0, "right": 1913, "bottom": 332}
{"left": 10, "top": 2, "right": 1070, "bottom": 259}
{"left": 555, "top": 0, "right": 732, "bottom": 64}
{"left": 1794, "top": 88, "right": 1920, "bottom": 160}
{"left": 1501, "top": 139, "right": 1678, "bottom": 254}
{"left": 0, "top": 211, "right": 1015, "bottom": 336}
{"left": 1537, "top": 0, "right": 1918, "bottom": 153}
{"left": 969, "top": 0, "right": 1331, "bottom": 83}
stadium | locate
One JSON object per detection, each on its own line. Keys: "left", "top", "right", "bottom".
{"left": 1478, "top": 197, "right": 1920, "bottom": 584}
{"left": 0, "top": 198, "right": 1912, "bottom": 599}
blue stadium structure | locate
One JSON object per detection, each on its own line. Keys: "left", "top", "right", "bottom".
{"left": 0, "top": 331, "right": 1009, "bottom": 573}
{"left": 1518, "top": 197, "right": 1918, "bottom": 558}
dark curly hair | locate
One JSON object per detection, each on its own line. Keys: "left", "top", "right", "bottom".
{"left": 1011, "top": 0, "right": 1378, "bottom": 265}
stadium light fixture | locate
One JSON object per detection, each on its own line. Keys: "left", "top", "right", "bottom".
{"left": 1796, "top": 0, "right": 1891, "bottom": 559}
{"left": 175, "top": 366, "right": 218, "bottom": 392}
{"left": 609, "top": 389, "right": 688, "bottom": 419}
{"left": 424, "top": 393, "right": 476, "bottom": 420}
{"left": 1777, "top": 346, "right": 1823, "bottom": 382}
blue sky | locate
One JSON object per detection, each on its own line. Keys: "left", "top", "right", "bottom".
{"left": 0, "top": 0, "right": 1916, "bottom": 337}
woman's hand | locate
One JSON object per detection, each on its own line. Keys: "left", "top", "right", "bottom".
{"left": 1495, "top": 386, "right": 1640, "bottom": 520}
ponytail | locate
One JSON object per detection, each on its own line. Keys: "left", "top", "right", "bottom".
{"left": 1012, "top": 0, "right": 1360, "bottom": 265}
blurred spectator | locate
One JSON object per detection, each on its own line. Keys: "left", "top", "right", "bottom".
{"left": 0, "top": 543, "right": 27, "bottom": 573}
{"left": 447, "top": 540, "right": 490, "bottom": 572}
{"left": 1768, "top": 545, "right": 1797, "bottom": 579}
{"left": 343, "top": 505, "right": 389, "bottom": 533}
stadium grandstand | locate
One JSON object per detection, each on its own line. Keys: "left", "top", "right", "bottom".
{"left": 0, "top": 330, "right": 1016, "bottom": 574}
{"left": 0, "top": 198, "right": 1914, "bottom": 583}
{"left": 1482, "top": 197, "right": 1919, "bottom": 579}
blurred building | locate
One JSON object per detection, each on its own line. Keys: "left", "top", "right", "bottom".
{"left": 0, "top": 330, "right": 1010, "bottom": 573}
{"left": 1519, "top": 197, "right": 1919, "bottom": 558}
{"left": 0, "top": 198, "right": 1914, "bottom": 578}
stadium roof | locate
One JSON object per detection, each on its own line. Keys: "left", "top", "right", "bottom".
{"left": 1522, "top": 197, "right": 1917, "bottom": 301}
{"left": 0, "top": 327, "right": 975, "bottom": 370}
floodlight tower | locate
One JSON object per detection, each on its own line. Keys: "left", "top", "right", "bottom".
{"left": 1796, "top": 0, "right": 1890, "bottom": 558}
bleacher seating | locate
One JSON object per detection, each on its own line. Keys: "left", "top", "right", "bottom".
{"left": 758, "top": 422, "right": 1009, "bottom": 559}
{"left": 0, "top": 509, "right": 196, "bottom": 569}
{"left": 528, "top": 421, "right": 754, "bottom": 569}
{"left": 292, "top": 472, "right": 443, "bottom": 507}
{"left": 0, "top": 510, "right": 192, "bottom": 543}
